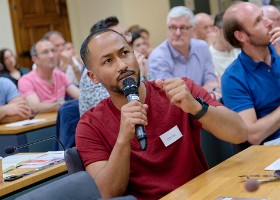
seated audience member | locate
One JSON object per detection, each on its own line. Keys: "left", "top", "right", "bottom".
{"left": 76, "top": 29, "right": 248, "bottom": 199}
{"left": 222, "top": 2, "right": 280, "bottom": 145}
{"left": 262, "top": 5, "right": 280, "bottom": 28}
{"left": 44, "top": 31, "right": 83, "bottom": 85}
{"left": 0, "top": 48, "right": 30, "bottom": 86}
{"left": 130, "top": 32, "right": 149, "bottom": 58}
{"left": 64, "top": 41, "right": 85, "bottom": 77}
{"left": 79, "top": 16, "right": 150, "bottom": 116}
{"left": 128, "top": 25, "right": 153, "bottom": 56}
{"left": 18, "top": 39, "right": 80, "bottom": 114}
{"left": 148, "top": 6, "right": 221, "bottom": 99}
{"left": 0, "top": 77, "right": 32, "bottom": 124}
{"left": 193, "top": 12, "right": 215, "bottom": 44}
{"left": 209, "top": 11, "right": 240, "bottom": 85}
{"left": 0, "top": 63, "right": 3, "bottom": 72}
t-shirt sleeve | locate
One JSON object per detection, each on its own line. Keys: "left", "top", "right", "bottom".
{"left": 3, "top": 78, "right": 19, "bottom": 102}
{"left": 76, "top": 109, "right": 112, "bottom": 168}
{"left": 221, "top": 71, "right": 253, "bottom": 112}
{"left": 18, "top": 75, "right": 36, "bottom": 97}
{"left": 58, "top": 70, "right": 71, "bottom": 87}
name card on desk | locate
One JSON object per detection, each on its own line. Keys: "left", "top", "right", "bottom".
{"left": 5, "top": 119, "right": 46, "bottom": 127}
{"left": 265, "top": 158, "right": 280, "bottom": 171}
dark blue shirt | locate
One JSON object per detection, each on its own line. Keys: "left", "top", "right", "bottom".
{"left": 222, "top": 44, "right": 280, "bottom": 143}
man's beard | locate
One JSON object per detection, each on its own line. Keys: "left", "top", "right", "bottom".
{"left": 103, "top": 71, "right": 141, "bottom": 95}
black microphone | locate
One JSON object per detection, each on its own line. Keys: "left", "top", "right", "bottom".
{"left": 123, "top": 77, "right": 147, "bottom": 151}
{"left": 4, "top": 136, "right": 65, "bottom": 154}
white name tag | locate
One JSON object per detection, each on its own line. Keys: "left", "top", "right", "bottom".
{"left": 160, "top": 126, "right": 183, "bottom": 147}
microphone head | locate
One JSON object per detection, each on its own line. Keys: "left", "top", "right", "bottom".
{"left": 244, "top": 178, "right": 259, "bottom": 192}
{"left": 123, "top": 77, "right": 138, "bottom": 97}
{"left": 5, "top": 146, "right": 16, "bottom": 154}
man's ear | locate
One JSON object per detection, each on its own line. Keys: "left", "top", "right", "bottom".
{"left": 87, "top": 70, "right": 100, "bottom": 84}
{"left": 234, "top": 30, "right": 245, "bottom": 43}
{"left": 31, "top": 56, "right": 37, "bottom": 63}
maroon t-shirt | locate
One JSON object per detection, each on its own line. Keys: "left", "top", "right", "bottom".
{"left": 76, "top": 78, "right": 222, "bottom": 199}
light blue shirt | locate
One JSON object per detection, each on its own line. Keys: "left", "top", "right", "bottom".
{"left": 0, "top": 77, "right": 19, "bottom": 106}
{"left": 148, "top": 39, "right": 217, "bottom": 86}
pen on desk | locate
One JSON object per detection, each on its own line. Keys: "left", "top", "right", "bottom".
{"left": 35, "top": 161, "right": 59, "bottom": 171}
{"left": 3, "top": 164, "right": 24, "bottom": 174}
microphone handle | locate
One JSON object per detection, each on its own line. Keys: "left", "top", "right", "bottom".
{"left": 16, "top": 136, "right": 65, "bottom": 151}
{"left": 135, "top": 125, "right": 147, "bottom": 150}
{"left": 126, "top": 94, "right": 147, "bottom": 150}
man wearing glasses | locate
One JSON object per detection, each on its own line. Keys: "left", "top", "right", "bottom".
{"left": 148, "top": 6, "right": 220, "bottom": 99}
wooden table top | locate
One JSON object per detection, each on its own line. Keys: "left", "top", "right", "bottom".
{"left": 0, "top": 112, "right": 57, "bottom": 135}
{"left": 161, "top": 145, "right": 280, "bottom": 200}
{"left": 0, "top": 162, "right": 67, "bottom": 197}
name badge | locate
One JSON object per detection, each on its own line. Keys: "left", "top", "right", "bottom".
{"left": 160, "top": 126, "right": 183, "bottom": 147}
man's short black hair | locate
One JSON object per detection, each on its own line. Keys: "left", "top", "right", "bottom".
{"left": 80, "top": 29, "right": 128, "bottom": 69}
{"left": 90, "top": 16, "right": 119, "bottom": 34}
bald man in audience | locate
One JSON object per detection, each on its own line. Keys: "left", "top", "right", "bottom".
{"left": 193, "top": 12, "right": 215, "bottom": 44}
{"left": 262, "top": 5, "right": 280, "bottom": 28}
{"left": 18, "top": 39, "right": 80, "bottom": 114}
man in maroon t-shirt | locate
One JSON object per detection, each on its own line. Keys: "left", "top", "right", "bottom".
{"left": 76, "top": 29, "right": 248, "bottom": 199}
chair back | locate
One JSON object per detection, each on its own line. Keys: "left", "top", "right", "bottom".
{"left": 56, "top": 99, "right": 80, "bottom": 150}
{"left": 200, "top": 129, "right": 236, "bottom": 168}
{"left": 15, "top": 171, "right": 102, "bottom": 200}
{"left": 64, "top": 146, "right": 85, "bottom": 174}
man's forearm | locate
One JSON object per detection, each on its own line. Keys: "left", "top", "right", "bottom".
{"left": 199, "top": 106, "right": 248, "bottom": 144}
{"left": 243, "top": 106, "right": 280, "bottom": 144}
{"left": 0, "top": 115, "right": 27, "bottom": 124}
{"left": 92, "top": 140, "right": 131, "bottom": 198}
{"left": 0, "top": 107, "right": 7, "bottom": 121}
{"left": 31, "top": 102, "right": 61, "bottom": 114}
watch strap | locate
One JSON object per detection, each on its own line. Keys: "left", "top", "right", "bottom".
{"left": 188, "top": 97, "right": 209, "bottom": 120}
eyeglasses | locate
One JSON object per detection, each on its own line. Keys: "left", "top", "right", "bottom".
{"left": 168, "top": 25, "right": 192, "bottom": 32}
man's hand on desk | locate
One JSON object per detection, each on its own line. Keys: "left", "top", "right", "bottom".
{"left": 0, "top": 98, "right": 32, "bottom": 124}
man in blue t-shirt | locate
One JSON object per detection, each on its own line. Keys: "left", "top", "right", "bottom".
{"left": 222, "top": 2, "right": 280, "bottom": 145}
{"left": 0, "top": 77, "right": 32, "bottom": 124}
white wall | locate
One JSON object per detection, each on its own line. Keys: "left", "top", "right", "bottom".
{"left": 0, "top": 0, "right": 16, "bottom": 53}
{"left": 1, "top": 0, "right": 225, "bottom": 56}
{"left": 66, "top": 0, "right": 170, "bottom": 53}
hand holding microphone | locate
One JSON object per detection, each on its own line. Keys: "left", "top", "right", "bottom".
{"left": 122, "top": 77, "right": 147, "bottom": 150}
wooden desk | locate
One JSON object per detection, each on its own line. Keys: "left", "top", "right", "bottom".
{"left": 0, "top": 162, "right": 67, "bottom": 197}
{"left": 0, "top": 112, "right": 57, "bottom": 157}
{"left": 0, "top": 112, "right": 57, "bottom": 135}
{"left": 161, "top": 146, "right": 280, "bottom": 200}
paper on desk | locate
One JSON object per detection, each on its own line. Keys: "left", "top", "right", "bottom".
{"left": 17, "top": 151, "right": 64, "bottom": 168}
{"left": 263, "top": 137, "right": 280, "bottom": 145}
{"left": 2, "top": 153, "right": 45, "bottom": 172}
{"left": 5, "top": 119, "right": 46, "bottom": 127}
{"left": 265, "top": 158, "right": 280, "bottom": 171}
{"left": 2, "top": 151, "right": 64, "bottom": 172}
